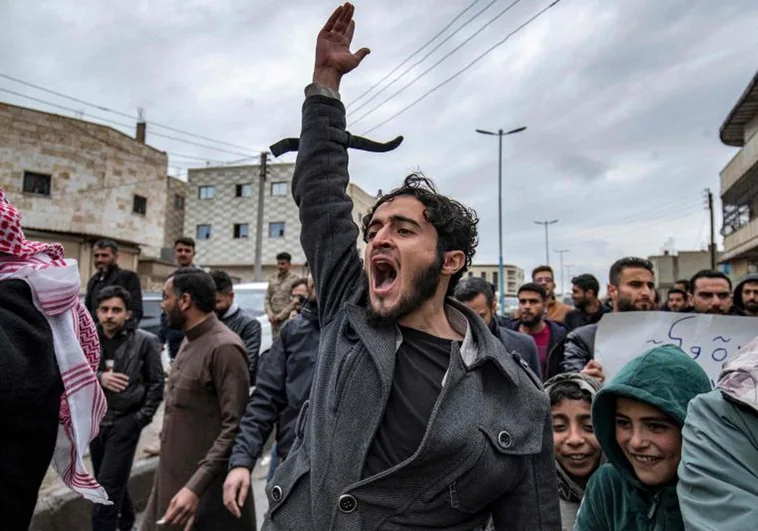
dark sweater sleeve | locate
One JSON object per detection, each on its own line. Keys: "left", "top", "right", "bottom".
{"left": 291, "top": 95, "right": 366, "bottom": 325}
{"left": 125, "top": 270, "right": 143, "bottom": 324}
{"left": 229, "top": 333, "right": 289, "bottom": 470}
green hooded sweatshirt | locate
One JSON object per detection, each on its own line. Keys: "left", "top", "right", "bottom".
{"left": 574, "top": 345, "right": 711, "bottom": 530}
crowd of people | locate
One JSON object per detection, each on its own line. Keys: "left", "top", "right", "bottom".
{"left": 3, "top": 3, "right": 758, "bottom": 530}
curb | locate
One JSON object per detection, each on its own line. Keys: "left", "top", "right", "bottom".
{"left": 30, "top": 457, "right": 158, "bottom": 531}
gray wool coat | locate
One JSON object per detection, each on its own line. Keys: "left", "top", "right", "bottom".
{"left": 262, "top": 88, "right": 561, "bottom": 531}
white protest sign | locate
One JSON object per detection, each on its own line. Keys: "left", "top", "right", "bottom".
{"left": 595, "top": 312, "right": 758, "bottom": 387}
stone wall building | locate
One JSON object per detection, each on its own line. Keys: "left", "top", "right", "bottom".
{"left": 719, "top": 70, "right": 758, "bottom": 278}
{"left": 185, "top": 163, "right": 375, "bottom": 281}
{"left": 0, "top": 102, "right": 182, "bottom": 290}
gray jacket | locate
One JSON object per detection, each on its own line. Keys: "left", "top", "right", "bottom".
{"left": 262, "top": 92, "right": 560, "bottom": 530}
{"left": 221, "top": 306, "right": 262, "bottom": 384}
{"left": 560, "top": 323, "right": 597, "bottom": 374}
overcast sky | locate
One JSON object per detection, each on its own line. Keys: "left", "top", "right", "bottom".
{"left": 2, "top": 0, "right": 757, "bottom": 294}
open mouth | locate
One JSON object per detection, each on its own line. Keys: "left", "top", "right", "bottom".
{"left": 563, "top": 453, "right": 592, "bottom": 464}
{"left": 371, "top": 257, "right": 398, "bottom": 295}
{"left": 631, "top": 454, "right": 661, "bottom": 465}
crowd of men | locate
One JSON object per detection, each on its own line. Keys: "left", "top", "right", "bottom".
{"left": 4, "top": 3, "right": 758, "bottom": 531}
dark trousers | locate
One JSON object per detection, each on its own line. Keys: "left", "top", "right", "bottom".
{"left": 90, "top": 415, "right": 142, "bottom": 531}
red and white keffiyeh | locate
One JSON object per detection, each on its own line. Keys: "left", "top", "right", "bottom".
{"left": 0, "top": 188, "right": 109, "bottom": 504}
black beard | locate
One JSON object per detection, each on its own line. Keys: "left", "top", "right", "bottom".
{"left": 167, "top": 305, "right": 186, "bottom": 329}
{"left": 366, "top": 256, "right": 442, "bottom": 326}
{"left": 521, "top": 313, "right": 543, "bottom": 328}
{"left": 744, "top": 302, "right": 758, "bottom": 314}
{"left": 575, "top": 298, "right": 589, "bottom": 311}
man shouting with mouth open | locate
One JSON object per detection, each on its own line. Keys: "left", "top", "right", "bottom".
{"left": 254, "top": 4, "right": 560, "bottom": 530}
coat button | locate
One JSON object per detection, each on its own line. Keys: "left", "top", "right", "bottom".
{"left": 271, "top": 485, "right": 283, "bottom": 502}
{"left": 338, "top": 494, "right": 357, "bottom": 513}
{"left": 498, "top": 431, "right": 512, "bottom": 448}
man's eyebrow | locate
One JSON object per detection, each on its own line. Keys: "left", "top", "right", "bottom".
{"left": 368, "top": 214, "right": 423, "bottom": 229}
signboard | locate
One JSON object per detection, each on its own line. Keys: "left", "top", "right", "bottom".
{"left": 595, "top": 312, "right": 758, "bottom": 387}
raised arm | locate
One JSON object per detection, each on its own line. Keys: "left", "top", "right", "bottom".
{"left": 291, "top": 3, "right": 370, "bottom": 325}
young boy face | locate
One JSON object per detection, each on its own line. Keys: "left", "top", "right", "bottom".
{"left": 615, "top": 397, "right": 682, "bottom": 487}
{"left": 552, "top": 398, "right": 602, "bottom": 482}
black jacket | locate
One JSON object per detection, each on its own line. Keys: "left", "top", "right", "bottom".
{"left": 560, "top": 322, "right": 598, "bottom": 374}
{"left": 506, "top": 319, "right": 567, "bottom": 380}
{"left": 230, "top": 302, "right": 320, "bottom": 470}
{"left": 489, "top": 319, "right": 542, "bottom": 380}
{"left": 85, "top": 265, "right": 143, "bottom": 325}
{"left": 220, "top": 306, "right": 262, "bottom": 384}
{"left": 96, "top": 327, "right": 165, "bottom": 427}
{"left": 563, "top": 305, "right": 608, "bottom": 332}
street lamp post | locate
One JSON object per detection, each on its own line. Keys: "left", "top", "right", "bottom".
{"left": 555, "top": 249, "right": 570, "bottom": 297}
{"left": 476, "top": 125, "right": 527, "bottom": 316}
{"left": 534, "top": 219, "right": 558, "bottom": 265}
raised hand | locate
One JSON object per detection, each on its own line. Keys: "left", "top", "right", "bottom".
{"left": 314, "top": 2, "right": 370, "bottom": 91}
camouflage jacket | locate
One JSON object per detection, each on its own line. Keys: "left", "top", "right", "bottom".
{"left": 265, "top": 270, "right": 301, "bottom": 315}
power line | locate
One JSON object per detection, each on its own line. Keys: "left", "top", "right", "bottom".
{"left": 0, "top": 72, "right": 261, "bottom": 154}
{"left": 360, "top": 0, "right": 562, "bottom": 136}
{"left": 350, "top": 0, "right": 518, "bottom": 126}
{"left": 346, "top": 0, "right": 491, "bottom": 111}
{"left": 0, "top": 87, "right": 259, "bottom": 158}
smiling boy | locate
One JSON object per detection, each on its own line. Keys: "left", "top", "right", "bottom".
{"left": 574, "top": 345, "right": 711, "bottom": 530}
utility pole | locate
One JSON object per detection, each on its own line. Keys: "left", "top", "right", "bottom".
{"left": 705, "top": 188, "right": 716, "bottom": 269}
{"left": 555, "top": 249, "right": 570, "bottom": 297}
{"left": 254, "top": 152, "right": 268, "bottom": 281}
{"left": 534, "top": 220, "right": 558, "bottom": 265}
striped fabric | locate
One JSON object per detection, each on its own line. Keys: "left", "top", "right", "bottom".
{"left": 0, "top": 188, "right": 109, "bottom": 504}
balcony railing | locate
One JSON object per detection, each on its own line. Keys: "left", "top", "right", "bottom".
{"left": 724, "top": 216, "right": 758, "bottom": 255}
{"left": 721, "top": 131, "right": 758, "bottom": 199}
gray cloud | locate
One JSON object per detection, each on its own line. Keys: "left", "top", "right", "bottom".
{"left": 1, "top": 0, "right": 756, "bottom": 294}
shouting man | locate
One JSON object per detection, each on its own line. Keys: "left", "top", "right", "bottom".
{"left": 261, "top": 5, "right": 559, "bottom": 530}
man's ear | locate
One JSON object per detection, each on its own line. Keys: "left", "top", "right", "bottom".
{"left": 125, "top": 310, "right": 133, "bottom": 321}
{"left": 178, "top": 292, "right": 192, "bottom": 312}
{"left": 441, "top": 250, "right": 466, "bottom": 277}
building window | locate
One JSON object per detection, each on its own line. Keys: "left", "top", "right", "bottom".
{"left": 269, "top": 222, "right": 285, "bottom": 238}
{"left": 468, "top": 272, "right": 474, "bottom": 277}
{"left": 196, "top": 224, "right": 212, "bottom": 240}
{"left": 480, "top": 272, "right": 487, "bottom": 280}
{"left": 198, "top": 185, "right": 214, "bottom": 200}
{"left": 236, "top": 184, "right": 253, "bottom": 198}
{"left": 492, "top": 272, "right": 498, "bottom": 288}
{"left": 174, "top": 194, "right": 184, "bottom": 210}
{"left": 133, "top": 194, "right": 147, "bottom": 215}
{"left": 233, "top": 223, "right": 249, "bottom": 239}
{"left": 23, "top": 171, "right": 52, "bottom": 196}
{"left": 271, "top": 182, "right": 288, "bottom": 196}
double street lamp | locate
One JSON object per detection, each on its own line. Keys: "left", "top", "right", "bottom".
{"left": 476, "top": 126, "right": 527, "bottom": 316}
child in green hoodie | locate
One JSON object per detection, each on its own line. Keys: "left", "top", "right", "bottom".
{"left": 574, "top": 344, "right": 711, "bottom": 530}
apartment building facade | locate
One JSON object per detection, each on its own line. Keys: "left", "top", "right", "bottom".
{"left": 185, "top": 163, "right": 374, "bottom": 281}
{"left": 0, "top": 102, "right": 180, "bottom": 288}
{"left": 719, "top": 71, "right": 758, "bottom": 278}
{"left": 466, "top": 263, "right": 525, "bottom": 297}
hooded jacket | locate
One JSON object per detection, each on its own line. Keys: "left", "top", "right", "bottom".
{"left": 544, "top": 373, "right": 602, "bottom": 530}
{"left": 732, "top": 273, "right": 758, "bottom": 315}
{"left": 677, "top": 336, "right": 758, "bottom": 530}
{"left": 575, "top": 345, "right": 711, "bottom": 530}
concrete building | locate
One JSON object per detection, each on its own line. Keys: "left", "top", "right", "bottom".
{"left": 466, "top": 263, "right": 524, "bottom": 297}
{"left": 719, "top": 71, "right": 758, "bottom": 278}
{"left": 185, "top": 163, "right": 375, "bottom": 281}
{"left": 648, "top": 249, "right": 722, "bottom": 298}
{"left": 0, "top": 102, "right": 183, "bottom": 289}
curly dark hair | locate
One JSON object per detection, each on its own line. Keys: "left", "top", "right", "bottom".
{"left": 361, "top": 173, "right": 479, "bottom": 294}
